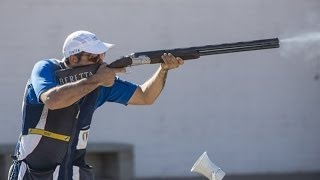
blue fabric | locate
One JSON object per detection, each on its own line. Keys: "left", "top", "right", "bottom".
{"left": 30, "top": 59, "right": 58, "bottom": 103}
{"left": 28, "top": 59, "right": 138, "bottom": 106}
{"left": 95, "top": 77, "right": 138, "bottom": 108}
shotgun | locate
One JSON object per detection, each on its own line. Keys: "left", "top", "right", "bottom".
{"left": 107, "top": 38, "right": 279, "bottom": 68}
{"left": 56, "top": 38, "right": 279, "bottom": 84}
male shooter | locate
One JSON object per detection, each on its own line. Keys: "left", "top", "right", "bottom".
{"left": 8, "top": 30, "right": 183, "bottom": 180}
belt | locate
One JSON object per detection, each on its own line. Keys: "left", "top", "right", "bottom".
{"left": 28, "top": 128, "right": 70, "bottom": 142}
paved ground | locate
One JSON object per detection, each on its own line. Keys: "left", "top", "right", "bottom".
{"left": 135, "top": 172, "right": 320, "bottom": 180}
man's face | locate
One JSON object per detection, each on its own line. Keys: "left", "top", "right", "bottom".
{"left": 74, "top": 52, "right": 106, "bottom": 66}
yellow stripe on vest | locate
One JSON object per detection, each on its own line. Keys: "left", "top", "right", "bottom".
{"left": 28, "top": 128, "right": 70, "bottom": 142}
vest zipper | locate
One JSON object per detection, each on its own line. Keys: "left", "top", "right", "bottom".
{"left": 64, "top": 104, "right": 80, "bottom": 179}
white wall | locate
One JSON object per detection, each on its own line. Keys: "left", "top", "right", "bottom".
{"left": 0, "top": 0, "right": 320, "bottom": 178}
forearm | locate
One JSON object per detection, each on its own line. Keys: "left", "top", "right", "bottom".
{"left": 41, "top": 76, "right": 100, "bottom": 110}
{"left": 140, "top": 66, "right": 168, "bottom": 104}
{"left": 128, "top": 53, "right": 183, "bottom": 105}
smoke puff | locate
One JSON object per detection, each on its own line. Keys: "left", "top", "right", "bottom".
{"left": 280, "top": 32, "right": 320, "bottom": 60}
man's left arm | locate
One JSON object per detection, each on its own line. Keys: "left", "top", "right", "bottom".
{"left": 128, "top": 53, "right": 184, "bottom": 105}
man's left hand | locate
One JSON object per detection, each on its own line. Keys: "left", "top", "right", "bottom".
{"left": 161, "top": 53, "right": 184, "bottom": 70}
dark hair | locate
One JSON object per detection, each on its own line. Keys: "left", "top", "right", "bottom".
{"left": 65, "top": 51, "right": 84, "bottom": 65}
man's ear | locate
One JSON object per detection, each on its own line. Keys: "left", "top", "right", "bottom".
{"left": 68, "top": 55, "right": 79, "bottom": 65}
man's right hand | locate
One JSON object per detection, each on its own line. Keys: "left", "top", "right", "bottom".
{"left": 94, "top": 63, "right": 126, "bottom": 87}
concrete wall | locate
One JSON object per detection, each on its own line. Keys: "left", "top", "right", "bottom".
{"left": 0, "top": 0, "right": 320, "bottom": 178}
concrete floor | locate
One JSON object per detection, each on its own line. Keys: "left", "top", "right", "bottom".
{"left": 135, "top": 172, "right": 320, "bottom": 180}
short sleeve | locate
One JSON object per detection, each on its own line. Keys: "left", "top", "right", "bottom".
{"left": 95, "top": 77, "right": 138, "bottom": 108}
{"left": 31, "top": 60, "right": 59, "bottom": 103}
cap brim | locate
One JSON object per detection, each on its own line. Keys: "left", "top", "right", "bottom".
{"left": 82, "top": 41, "right": 115, "bottom": 54}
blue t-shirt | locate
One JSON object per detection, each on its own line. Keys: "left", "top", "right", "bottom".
{"left": 28, "top": 59, "right": 138, "bottom": 108}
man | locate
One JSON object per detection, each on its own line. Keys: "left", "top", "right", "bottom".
{"left": 8, "top": 30, "right": 184, "bottom": 179}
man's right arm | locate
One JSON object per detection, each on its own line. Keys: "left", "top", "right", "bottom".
{"left": 40, "top": 77, "right": 101, "bottom": 110}
{"left": 37, "top": 62, "right": 124, "bottom": 110}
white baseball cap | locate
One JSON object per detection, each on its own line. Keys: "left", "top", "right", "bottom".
{"left": 62, "top": 30, "right": 114, "bottom": 58}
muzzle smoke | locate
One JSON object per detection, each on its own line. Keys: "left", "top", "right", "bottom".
{"left": 280, "top": 32, "right": 320, "bottom": 60}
